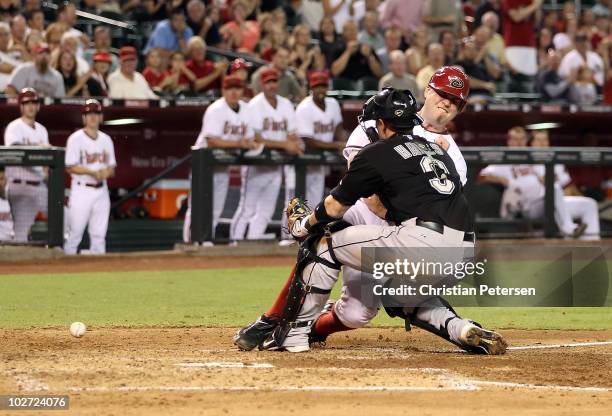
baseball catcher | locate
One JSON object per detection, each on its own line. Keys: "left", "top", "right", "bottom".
{"left": 235, "top": 87, "right": 507, "bottom": 354}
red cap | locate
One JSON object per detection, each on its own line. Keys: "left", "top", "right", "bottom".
{"left": 428, "top": 66, "right": 470, "bottom": 110}
{"left": 18, "top": 87, "right": 39, "bottom": 104}
{"left": 34, "top": 43, "right": 50, "bottom": 54}
{"left": 229, "top": 58, "right": 250, "bottom": 74}
{"left": 82, "top": 98, "right": 102, "bottom": 114}
{"left": 119, "top": 46, "right": 137, "bottom": 61}
{"left": 261, "top": 68, "right": 279, "bottom": 84}
{"left": 223, "top": 75, "right": 245, "bottom": 89}
{"left": 309, "top": 71, "right": 329, "bottom": 88}
{"left": 93, "top": 52, "right": 112, "bottom": 63}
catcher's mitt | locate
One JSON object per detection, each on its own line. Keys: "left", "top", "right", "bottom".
{"left": 286, "top": 197, "right": 312, "bottom": 240}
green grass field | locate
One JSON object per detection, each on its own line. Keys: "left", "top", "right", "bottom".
{"left": 1, "top": 266, "right": 610, "bottom": 330}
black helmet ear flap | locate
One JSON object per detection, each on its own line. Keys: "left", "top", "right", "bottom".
{"left": 365, "top": 125, "right": 379, "bottom": 143}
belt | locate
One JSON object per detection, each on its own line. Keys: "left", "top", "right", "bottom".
{"left": 76, "top": 181, "right": 104, "bottom": 188}
{"left": 12, "top": 179, "right": 41, "bottom": 186}
{"left": 415, "top": 219, "right": 475, "bottom": 243}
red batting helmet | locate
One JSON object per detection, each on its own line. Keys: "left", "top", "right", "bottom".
{"left": 428, "top": 66, "right": 470, "bottom": 110}
{"left": 82, "top": 99, "right": 102, "bottom": 114}
{"left": 18, "top": 88, "right": 39, "bottom": 105}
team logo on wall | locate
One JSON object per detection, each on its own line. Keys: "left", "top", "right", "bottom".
{"left": 448, "top": 76, "right": 464, "bottom": 89}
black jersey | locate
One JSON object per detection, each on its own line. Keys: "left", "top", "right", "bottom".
{"left": 331, "top": 133, "right": 473, "bottom": 232}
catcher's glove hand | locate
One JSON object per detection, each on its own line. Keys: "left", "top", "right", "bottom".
{"left": 286, "top": 197, "right": 313, "bottom": 239}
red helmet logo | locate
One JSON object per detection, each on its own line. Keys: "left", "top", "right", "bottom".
{"left": 448, "top": 75, "right": 465, "bottom": 89}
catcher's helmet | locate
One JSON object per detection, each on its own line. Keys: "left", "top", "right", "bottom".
{"left": 82, "top": 99, "right": 102, "bottom": 114}
{"left": 360, "top": 87, "right": 422, "bottom": 129}
{"left": 428, "top": 66, "right": 470, "bottom": 110}
{"left": 18, "top": 88, "right": 39, "bottom": 105}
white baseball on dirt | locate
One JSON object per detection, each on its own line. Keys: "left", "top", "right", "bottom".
{"left": 70, "top": 322, "right": 87, "bottom": 338}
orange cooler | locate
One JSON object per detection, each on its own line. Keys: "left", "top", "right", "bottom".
{"left": 143, "top": 179, "right": 190, "bottom": 219}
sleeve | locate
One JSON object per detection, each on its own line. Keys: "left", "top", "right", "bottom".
{"left": 285, "top": 101, "right": 297, "bottom": 134}
{"left": 557, "top": 54, "right": 571, "bottom": 79}
{"left": 41, "top": 126, "right": 49, "bottom": 146}
{"left": 331, "top": 150, "right": 384, "bottom": 206}
{"left": 107, "top": 137, "right": 117, "bottom": 168}
{"left": 332, "top": 99, "right": 343, "bottom": 127}
{"left": 555, "top": 165, "right": 572, "bottom": 187}
{"left": 243, "top": 104, "right": 254, "bottom": 139}
{"left": 295, "top": 104, "right": 314, "bottom": 138}
{"left": 201, "top": 105, "right": 224, "bottom": 138}
{"left": 3, "top": 123, "right": 19, "bottom": 146}
{"left": 343, "top": 124, "right": 371, "bottom": 162}
{"left": 480, "top": 164, "right": 504, "bottom": 178}
{"left": 444, "top": 137, "right": 468, "bottom": 186}
{"left": 7, "top": 66, "right": 26, "bottom": 91}
{"left": 55, "top": 74, "right": 66, "bottom": 97}
{"left": 64, "top": 136, "right": 80, "bottom": 167}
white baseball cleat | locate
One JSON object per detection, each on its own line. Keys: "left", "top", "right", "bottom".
{"left": 459, "top": 323, "right": 508, "bottom": 355}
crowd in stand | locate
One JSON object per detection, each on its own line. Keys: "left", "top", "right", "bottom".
{"left": 0, "top": 0, "right": 611, "bottom": 104}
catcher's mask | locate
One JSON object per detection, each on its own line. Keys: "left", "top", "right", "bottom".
{"left": 358, "top": 87, "right": 423, "bottom": 143}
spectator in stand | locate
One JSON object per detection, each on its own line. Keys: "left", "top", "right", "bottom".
{"left": 24, "top": 9, "right": 45, "bottom": 32}
{"left": 88, "top": 52, "right": 112, "bottom": 96}
{"left": 482, "top": 11, "right": 507, "bottom": 68}
{"left": 144, "top": 8, "right": 193, "bottom": 61}
{"left": 380, "top": 0, "right": 424, "bottom": 44}
{"left": 288, "top": 24, "right": 318, "bottom": 84}
{"left": 258, "top": 24, "right": 289, "bottom": 61}
{"left": 284, "top": 0, "right": 305, "bottom": 27}
{"left": 416, "top": 42, "right": 445, "bottom": 93}
{"left": 185, "top": 36, "right": 227, "bottom": 94}
{"left": 439, "top": 29, "right": 458, "bottom": 65}
{"left": 559, "top": 32, "right": 605, "bottom": 88}
{"left": 107, "top": 46, "right": 158, "bottom": 99}
{"left": 23, "top": 30, "right": 43, "bottom": 62}
{"left": 358, "top": 11, "right": 384, "bottom": 50}
{"left": 9, "top": 15, "right": 27, "bottom": 57}
{"left": 454, "top": 37, "right": 496, "bottom": 100}
{"left": 322, "top": 0, "right": 365, "bottom": 34}
{"left": 591, "top": 12, "right": 611, "bottom": 50}
{"left": 502, "top": 0, "right": 541, "bottom": 76}
{"left": 474, "top": 0, "right": 502, "bottom": 31}
{"left": 55, "top": 49, "right": 93, "bottom": 97}
{"left": 0, "top": 22, "right": 18, "bottom": 91}
{"left": 555, "top": 1, "right": 577, "bottom": 34}
{"left": 228, "top": 58, "right": 255, "bottom": 100}
{"left": 378, "top": 49, "right": 419, "bottom": 95}
{"left": 186, "top": 0, "right": 222, "bottom": 48}
{"left": 143, "top": 48, "right": 166, "bottom": 92}
{"left": 159, "top": 51, "right": 196, "bottom": 96}
{"left": 81, "top": 0, "right": 101, "bottom": 15}
{"left": 45, "top": 23, "right": 66, "bottom": 54}
{"left": 56, "top": 2, "right": 88, "bottom": 50}
{"left": 536, "top": 49, "right": 575, "bottom": 102}
{"left": 463, "top": 0, "right": 482, "bottom": 34}
{"left": 57, "top": 33, "right": 90, "bottom": 75}
{"left": 301, "top": 0, "right": 325, "bottom": 32}
{"left": 404, "top": 26, "right": 429, "bottom": 76}
{"left": 84, "top": 27, "right": 119, "bottom": 73}
{"left": 0, "top": 0, "right": 18, "bottom": 22}
{"left": 474, "top": 26, "right": 503, "bottom": 76}
{"left": 330, "top": 19, "right": 383, "bottom": 90}
{"left": 220, "top": 1, "right": 261, "bottom": 54}
{"left": 376, "top": 26, "right": 402, "bottom": 73}
{"left": 5, "top": 43, "right": 65, "bottom": 97}
{"left": 423, "top": 0, "right": 466, "bottom": 43}
{"left": 569, "top": 66, "right": 598, "bottom": 104}
{"left": 536, "top": 27, "right": 553, "bottom": 69}
{"left": 318, "top": 15, "right": 342, "bottom": 70}
{"left": 252, "top": 46, "right": 305, "bottom": 102}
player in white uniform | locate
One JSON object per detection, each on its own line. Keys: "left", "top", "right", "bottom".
{"left": 235, "top": 67, "right": 484, "bottom": 351}
{"left": 230, "top": 69, "right": 302, "bottom": 241}
{"left": 295, "top": 71, "right": 346, "bottom": 204}
{"left": 480, "top": 128, "right": 599, "bottom": 240}
{"left": 64, "top": 100, "right": 116, "bottom": 255}
{"left": 0, "top": 168, "right": 15, "bottom": 241}
{"left": 3, "top": 88, "right": 49, "bottom": 242}
{"left": 183, "top": 75, "right": 257, "bottom": 243}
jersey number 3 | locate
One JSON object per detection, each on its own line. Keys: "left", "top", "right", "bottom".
{"left": 420, "top": 157, "right": 455, "bottom": 194}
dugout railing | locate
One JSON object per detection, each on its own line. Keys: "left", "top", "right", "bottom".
{"left": 190, "top": 146, "right": 612, "bottom": 244}
{"left": 0, "top": 146, "right": 65, "bottom": 247}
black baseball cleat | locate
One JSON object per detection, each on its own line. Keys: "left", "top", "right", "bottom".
{"left": 459, "top": 323, "right": 508, "bottom": 355}
{"left": 233, "top": 315, "right": 278, "bottom": 351}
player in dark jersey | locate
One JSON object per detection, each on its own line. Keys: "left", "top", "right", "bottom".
{"left": 236, "top": 88, "right": 507, "bottom": 355}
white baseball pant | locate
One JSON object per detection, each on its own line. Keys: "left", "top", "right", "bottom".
{"left": 7, "top": 182, "right": 47, "bottom": 242}
{"left": 64, "top": 184, "right": 110, "bottom": 255}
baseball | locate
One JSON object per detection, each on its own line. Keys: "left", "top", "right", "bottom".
{"left": 69, "top": 322, "right": 87, "bottom": 338}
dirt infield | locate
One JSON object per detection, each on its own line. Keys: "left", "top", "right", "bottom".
{"left": 1, "top": 327, "right": 611, "bottom": 415}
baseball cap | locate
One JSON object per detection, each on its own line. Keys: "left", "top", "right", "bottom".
{"left": 261, "top": 68, "right": 279, "bottom": 84}
{"left": 93, "top": 52, "right": 113, "bottom": 63}
{"left": 82, "top": 99, "right": 103, "bottom": 114}
{"left": 34, "top": 43, "right": 50, "bottom": 54}
{"left": 119, "top": 46, "right": 137, "bottom": 61}
{"left": 223, "top": 75, "right": 245, "bottom": 89}
{"left": 18, "top": 87, "right": 39, "bottom": 105}
{"left": 230, "top": 58, "right": 250, "bottom": 74}
{"left": 309, "top": 71, "right": 329, "bottom": 88}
